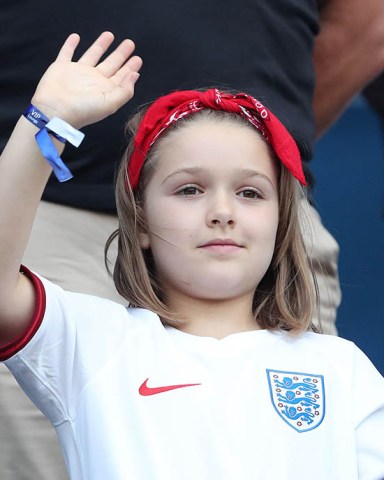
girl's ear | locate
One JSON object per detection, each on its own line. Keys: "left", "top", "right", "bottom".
{"left": 139, "top": 231, "right": 150, "bottom": 249}
{"left": 136, "top": 203, "right": 151, "bottom": 249}
{"left": 135, "top": 202, "right": 151, "bottom": 250}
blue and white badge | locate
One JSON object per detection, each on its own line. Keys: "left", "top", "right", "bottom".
{"left": 266, "top": 369, "right": 325, "bottom": 433}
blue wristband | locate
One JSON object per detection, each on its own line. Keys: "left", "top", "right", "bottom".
{"left": 23, "top": 104, "right": 50, "bottom": 129}
{"left": 23, "top": 104, "right": 84, "bottom": 182}
{"left": 35, "top": 129, "right": 73, "bottom": 182}
{"left": 23, "top": 104, "right": 66, "bottom": 143}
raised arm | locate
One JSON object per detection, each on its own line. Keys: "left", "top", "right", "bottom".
{"left": 0, "top": 32, "right": 142, "bottom": 347}
{"left": 314, "top": 0, "right": 384, "bottom": 137}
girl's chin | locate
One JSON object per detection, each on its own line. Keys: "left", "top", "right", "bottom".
{"left": 163, "top": 272, "right": 261, "bottom": 302}
{"left": 180, "top": 285, "right": 257, "bottom": 302}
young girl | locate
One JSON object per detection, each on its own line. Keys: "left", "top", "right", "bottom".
{"left": 0, "top": 33, "right": 383, "bottom": 480}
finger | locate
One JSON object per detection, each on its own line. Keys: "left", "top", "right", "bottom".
{"left": 107, "top": 71, "right": 141, "bottom": 110}
{"left": 56, "top": 33, "right": 80, "bottom": 62}
{"left": 78, "top": 31, "right": 115, "bottom": 66}
{"left": 97, "top": 39, "right": 137, "bottom": 77}
{"left": 111, "top": 55, "right": 143, "bottom": 85}
{"left": 120, "top": 70, "right": 141, "bottom": 89}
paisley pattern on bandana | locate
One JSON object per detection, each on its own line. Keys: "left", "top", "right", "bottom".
{"left": 266, "top": 369, "right": 325, "bottom": 433}
{"left": 150, "top": 91, "right": 271, "bottom": 148}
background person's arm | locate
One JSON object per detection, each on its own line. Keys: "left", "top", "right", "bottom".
{"left": 314, "top": 0, "right": 384, "bottom": 137}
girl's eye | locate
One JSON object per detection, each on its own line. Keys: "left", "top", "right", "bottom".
{"left": 237, "top": 188, "right": 262, "bottom": 199}
{"left": 176, "top": 185, "right": 202, "bottom": 196}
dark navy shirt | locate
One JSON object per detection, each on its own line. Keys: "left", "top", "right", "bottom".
{"left": 0, "top": 0, "right": 319, "bottom": 211}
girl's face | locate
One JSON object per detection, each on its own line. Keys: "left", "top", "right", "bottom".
{"left": 140, "top": 119, "right": 279, "bottom": 306}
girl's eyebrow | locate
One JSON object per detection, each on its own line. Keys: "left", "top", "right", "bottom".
{"left": 162, "top": 167, "right": 275, "bottom": 187}
{"left": 162, "top": 167, "right": 204, "bottom": 184}
{"left": 241, "top": 168, "right": 275, "bottom": 187}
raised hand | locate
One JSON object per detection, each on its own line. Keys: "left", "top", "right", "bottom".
{"left": 31, "top": 32, "right": 143, "bottom": 129}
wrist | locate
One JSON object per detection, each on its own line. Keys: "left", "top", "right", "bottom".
{"left": 29, "top": 99, "right": 62, "bottom": 123}
{"left": 30, "top": 97, "right": 78, "bottom": 128}
{"left": 22, "top": 104, "right": 84, "bottom": 182}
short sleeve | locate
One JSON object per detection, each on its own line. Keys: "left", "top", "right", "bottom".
{"left": 3, "top": 269, "right": 131, "bottom": 426}
{"left": 0, "top": 266, "right": 46, "bottom": 361}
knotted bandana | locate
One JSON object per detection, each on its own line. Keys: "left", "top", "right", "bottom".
{"left": 128, "top": 88, "right": 306, "bottom": 188}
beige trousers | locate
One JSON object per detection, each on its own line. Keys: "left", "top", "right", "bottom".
{"left": 300, "top": 200, "right": 341, "bottom": 336}
{"left": 0, "top": 199, "right": 341, "bottom": 479}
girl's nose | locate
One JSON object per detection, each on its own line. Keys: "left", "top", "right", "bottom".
{"left": 210, "top": 214, "right": 235, "bottom": 226}
{"left": 207, "top": 194, "right": 235, "bottom": 227}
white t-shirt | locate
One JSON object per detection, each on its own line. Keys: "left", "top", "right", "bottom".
{"left": 2, "top": 273, "right": 384, "bottom": 480}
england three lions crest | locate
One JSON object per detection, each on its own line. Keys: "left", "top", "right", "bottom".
{"left": 266, "top": 369, "right": 325, "bottom": 433}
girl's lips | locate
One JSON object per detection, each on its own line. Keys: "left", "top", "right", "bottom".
{"left": 202, "top": 238, "right": 240, "bottom": 247}
{"left": 199, "top": 239, "right": 243, "bottom": 254}
{"left": 201, "top": 244, "right": 242, "bottom": 254}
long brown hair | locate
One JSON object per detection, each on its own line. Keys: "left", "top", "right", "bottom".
{"left": 106, "top": 108, "right": 318, "bottom": 333}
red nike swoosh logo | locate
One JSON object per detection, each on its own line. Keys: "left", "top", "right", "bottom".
{"left": 139, "top": 378, "right": 201, "bottom": 396}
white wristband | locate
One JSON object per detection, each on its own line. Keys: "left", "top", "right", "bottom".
{"left": 46, "top": 117, "right": 85, "bottom": 148}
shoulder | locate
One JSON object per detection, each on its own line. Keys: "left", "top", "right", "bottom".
{"left": 284, "top": 331, "right": 383, "bottom": 384}
{"left": 42, "top": 277, "right": 163, "bottom": 346}
{"left": 266, "top": 330, "right": 384, "bottom": 399}
{"left": 276, "top": 330, "right": 355, "bottom": 354}
{"left": 269, "top": 331, "right": 381, "bottom": 379}
{"left": 4, "top": 271, "right": 162, "bottom": 364}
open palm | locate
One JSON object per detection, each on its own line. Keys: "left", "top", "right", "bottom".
{"left": 32, "top": 32, "right": 143, "bottom": 129}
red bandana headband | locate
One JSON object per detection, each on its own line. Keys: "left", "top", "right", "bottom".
{"left": 128, "top": 88, "right": 306, "bottom": 188}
